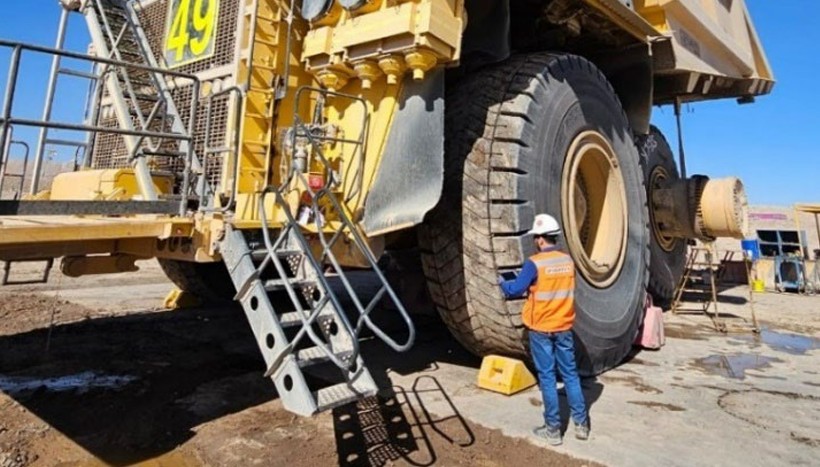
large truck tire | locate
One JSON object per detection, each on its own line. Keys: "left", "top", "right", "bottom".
{"left": 419, "top": 53, "right": 650, "bottom": 376}
{"left": 158, "top": 259, "right": 235, "bottom": 302}
{"left": 638, "top": 126, "right": 687, "bottom": 306}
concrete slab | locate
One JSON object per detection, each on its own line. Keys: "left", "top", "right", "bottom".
{"left": 372, "top": 286, "right": 820, "bottom": 467}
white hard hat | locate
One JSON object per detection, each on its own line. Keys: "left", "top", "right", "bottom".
{"left": 528, "top": 214, "right": 561, "bottom": 236}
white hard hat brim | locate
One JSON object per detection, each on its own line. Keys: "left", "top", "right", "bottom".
{"left": 528, "top": 227, "right": 561, "bottom": 236}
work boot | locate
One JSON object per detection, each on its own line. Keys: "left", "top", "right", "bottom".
{"left": 574, "top": 421, "right": 590, "bottom": 440}
{"left": 532, "top": 425, "right": 562, "bottom": 446}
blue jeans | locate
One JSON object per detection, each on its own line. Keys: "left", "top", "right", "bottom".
{"left": 529, "top": 329, "right": 588, "bottom": 429}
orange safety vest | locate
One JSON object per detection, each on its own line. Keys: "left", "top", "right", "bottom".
{"left": 522, "top": 250, "right": 576, "bottom": 333}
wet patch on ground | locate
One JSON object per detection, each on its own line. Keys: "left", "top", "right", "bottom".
{"left": 747, "top": 373, "right": 786, "bottom": 381}
{"left": 598, "top": 375, "right": 663, "bottom": 394}
{"left": 663, "top": 324, "right": 710, "bottom": 341}
{"left": 670, "top": 383, "right": 695, "bottom": 390}
{"left": 627, "top": 401, "right": 685, "bottom": 412}
{"left": 718, "top": 390, "right": 820, "bottom": 447}
{"left": 0, "top": 371, "right": 137, "bottom": 397}
{"left": 729, "top": 328, "right": 819, "bottom": 355}
{"left": 690, "top": 354, "right": 782, "bottom": 380}
{"left": 528, "top": 397, "right": 543, "bottom": 407}
{"left": 625, "top": 357, "right": 660, "bottom": 367}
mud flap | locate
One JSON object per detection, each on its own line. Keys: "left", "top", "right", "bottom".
{"left": 362, "top": 69, "right": 445, "bottom": 237}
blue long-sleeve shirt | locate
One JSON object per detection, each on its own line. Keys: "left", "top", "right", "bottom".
{"left": 500, "top": 246, "right": 560, "bottom": 299}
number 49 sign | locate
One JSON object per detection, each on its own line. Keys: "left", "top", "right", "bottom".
{"left": 164, "top": 0, "right": 219, "bottom": 68}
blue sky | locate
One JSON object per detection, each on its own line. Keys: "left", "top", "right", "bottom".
{"left": 1, "top": 0, "right": 818, "bottom": 204}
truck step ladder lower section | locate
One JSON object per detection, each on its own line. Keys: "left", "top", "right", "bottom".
{"left": 220, "top": 227, "right": 378, "bottom": 415}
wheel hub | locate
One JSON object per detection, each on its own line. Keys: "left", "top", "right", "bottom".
{"left": 561, "top": 131, "right": 628, "bottom": 289}
{"left": 649, "top": 166, "right": 679, "bottom": 253}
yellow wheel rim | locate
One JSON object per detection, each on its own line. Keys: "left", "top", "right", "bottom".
{"left": 561, "top": 131, "right": 628, "bottom": 289}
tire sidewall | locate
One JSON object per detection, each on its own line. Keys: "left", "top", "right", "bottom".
{"left": 522, "top": 60, "right": 648, "bottom": 373}
{"left": 639, "top": 126, "right": 687, "bottom": 304}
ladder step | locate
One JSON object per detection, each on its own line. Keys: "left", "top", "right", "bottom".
{"left": 250, "top": 249, "right": 302, "bottom": 262}
{"left": 243, "top": 140, "right": 271, "bottom": 148}
{"left": 316, "top": 382, "right": 376, "bottom": 412}
{"left": 264, "top": 278, "right": 315, "bottom": 292}
{"left": 247, "top": 88, "right": 275, "bottom": 95}
{"left": 276, "top": 249, "right": 303, "bottom": 258}
{"left": 253, "top": 37, "right": 279, "bottom": 47}
{"left": 132, "top": 93, "right": 161, "bottom": 102}
{"left": 245, "top": 10, "right": 277, "bottom": 22}
{"left": 245, "top": 112, "right": 272, "bottom": 119}
{"left": 250, "top": 62, "right": 278, "bottom": 71}
{"left": 278, "top": 311, "right": 304, "bottom": 328}
{"left": 296, "top": 346, "right": 353, "bottom": 368}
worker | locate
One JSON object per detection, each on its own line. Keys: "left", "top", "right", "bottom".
{"left": 498, "top": 214, "right": 589, "bottom": 446}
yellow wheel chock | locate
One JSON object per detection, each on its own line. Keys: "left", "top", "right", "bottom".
{"left": 477, "top": 355, "right": 537, "bottom": 395}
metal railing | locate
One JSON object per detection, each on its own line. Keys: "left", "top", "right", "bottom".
{"left": 0, "top": 39, "right": 201, "bottom": 215}
{"left": 200, "top": 85, "right": 245, "bottom": 213}
{"left": 0, "top": 127, "right": 29, "bottom": 200}
{"left": 256, "top": 86, "right": 415, "bottom": 374}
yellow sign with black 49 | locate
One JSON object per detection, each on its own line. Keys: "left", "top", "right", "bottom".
{"left": 164, "top": 0, "right": 220, "bottom": 68}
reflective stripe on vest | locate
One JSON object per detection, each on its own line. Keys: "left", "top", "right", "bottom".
{"left": 534, "top": 289, "right": 575, "bottom": 301}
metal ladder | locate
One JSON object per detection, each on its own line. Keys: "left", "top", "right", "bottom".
{"left": 219, "top": 90, "right": 415, "bottom": 416}
{"left": 78, "top": 0, "right": 208, "bottom": 202}
{"left": 672, "top": 246, "right": 760, "bottom": 333}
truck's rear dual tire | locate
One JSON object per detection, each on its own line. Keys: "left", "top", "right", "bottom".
{"left": 158, "top": 259, "right": 235, "bottom": 302}
{"left": 419, "top": 53, "right": 650, "bottom": 375}
{"left": 638, "top": 126, "right": 687, "bottom": 306}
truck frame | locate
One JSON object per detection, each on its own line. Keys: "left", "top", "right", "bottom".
{"left": 0, "top": 0, "right": 772, "bottom": 415}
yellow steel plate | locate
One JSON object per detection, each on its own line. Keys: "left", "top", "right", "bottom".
{"left": 0, "top": 215, "right": 193, "bottom": 245}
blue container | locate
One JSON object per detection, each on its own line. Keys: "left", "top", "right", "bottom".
{"left": 741, "top": 239, "right": 761, "bottom": 261}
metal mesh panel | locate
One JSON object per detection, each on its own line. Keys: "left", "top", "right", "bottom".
{"left": 167, "top": 84, "right": 231, "bottom": 188}
{"left": 91, "top": 0, "right": 240, "bottom": 192}
{"left": 92, "top": 86, "right": 230, "bottom": 189}
{"left": 92, "top": 113, "right": 130, "bottom": 170}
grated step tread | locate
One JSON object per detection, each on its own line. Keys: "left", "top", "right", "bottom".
{"left": 250, "top": 249, "right": 303, "bottom": 262}
{"left": 264, "top": 278, "right": 316, "bottom": 292}
{"left": 316, "top": 382, "right": 377, "bottom": 412}
{"left": 296, "top": 346, "right": 353, "bottom": 368}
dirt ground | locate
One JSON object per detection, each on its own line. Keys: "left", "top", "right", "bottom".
{"left": 1, "top": 259, "right": 818, "bottom": 466}
{"left": 0, "top": 261, "right": 599, "bottom": 467}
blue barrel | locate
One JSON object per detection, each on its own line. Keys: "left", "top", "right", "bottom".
{"left": 741, "top": 239, "right": 761, "bottom": 261}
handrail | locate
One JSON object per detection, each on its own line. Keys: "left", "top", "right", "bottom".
{"left": 199, "top": 86, "right": 246, "bottom": 213}
{"left": 275, "top": 86, "right": 415, "bottom": 353}
{"left": 257, "top": 193, "right": 362, "bottom": 376}
{"left": 0, "top": 38, "right": 201, "bottom": 214}
{"left": 0, "top": 129, "right": 30, "bottom": 201}
{"left": 289, "top": 145, "right": 416, "bottom": 352}
{"left": 0, "top": 39, "right": 198, "bottom": 82}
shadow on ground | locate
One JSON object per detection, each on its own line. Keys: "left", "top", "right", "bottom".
{"left": 329, "top": 312, "right": 605, "bottom": 466}
{"left": 0, "top": 296, "right": 485, "bottom": 465}
{"left": 0, "top": 304, "right": 273, "bottom": 465}
{"left": 332, "top": 378, "right": 475, "bottom": 467}
{"left": 1, "top": 273, "right": 607, "bottom": 466}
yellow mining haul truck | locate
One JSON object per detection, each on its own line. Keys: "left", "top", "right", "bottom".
{"left": 0, "top": 0, "right": 772, "bottom": 415}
